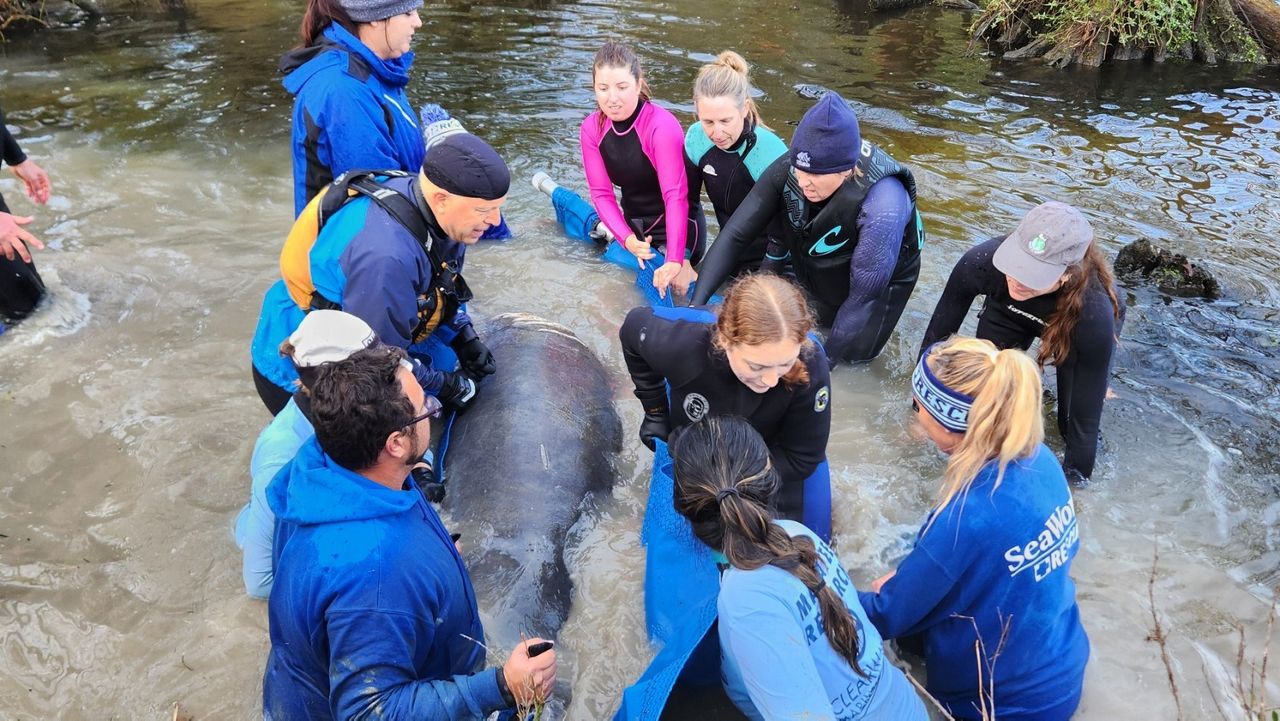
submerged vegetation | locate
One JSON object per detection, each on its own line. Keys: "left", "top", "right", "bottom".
{"left": 972, "top": 0, "right": 1280, "bottom": 66}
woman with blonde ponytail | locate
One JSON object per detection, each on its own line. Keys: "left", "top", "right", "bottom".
{"left": 672, "top": 417, "right": 927, "bottom": 721}
{"left": 685, "top": 51, "right": 788, "bottom": 277}
{"left": 860, "top": 336, "right": 1090, "bottom": 721}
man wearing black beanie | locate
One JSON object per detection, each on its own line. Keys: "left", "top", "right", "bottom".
{"left": 691, "top": 91, "right": 925, "bottom": 364}
{"left": 250, "top": 133, "right": 510, "bottom": 416}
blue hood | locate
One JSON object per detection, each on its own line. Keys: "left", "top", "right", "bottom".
{"left": 267, "top": 436, "right": 419, "bottom": 526}
{"left": 280, "top": 23, "right": 412, "bottom": 96}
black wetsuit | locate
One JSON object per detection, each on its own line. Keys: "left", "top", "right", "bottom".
{"left": 620, "top": 305, "right": 832, "bottom": 529}
{"left": 684, "top": 121, "right": 788, "bottom": 275}
{"left": 921, "top": 236, "right": 1122, "bottom": 480}
{"left": 692, "top": 145, "right": 925, "bottom": 364}
{"left": 0, "top": 105, "right": 46, "bottom": 322}
{"left": 598, "top": 99, "right": 707, "bottom": 260}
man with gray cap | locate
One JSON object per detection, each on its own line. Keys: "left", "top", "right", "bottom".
{"left": 237, "top": 309, "right": 388, "bottom": 599}
{"left": 692, "top": 91, "right": 925, "bottom": 364}
{"left": 250, "top": 132, "right": 510, "bottom": 416}
{"left": 920, "top": 200, "right": 1124, "bottom": 484}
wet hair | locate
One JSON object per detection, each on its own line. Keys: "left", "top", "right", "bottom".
{"left": 922, "top": 337, "right": 1044, "bottom": 528}
{"left": 671, "top": 416, "right": 866, "bottom": 676}
{"left": 308, "top": 345, "right": 415, "bottom": 471}
{"left": 713, "top": 274, "right": 815, "bottom": 388}
{"left": 1039, "top": 243, "right": 1122, "bottom": 368}
{"left": 299, "top": 0, "right": 358, "bottom": 47}
{"left": 692, "top": 50, "right": 763, "bottom": 129}
{"left": 592, "top": 40, "right": 652, "bottom": 129}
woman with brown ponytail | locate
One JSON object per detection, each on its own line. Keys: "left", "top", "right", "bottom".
{"left": 619, "top": 273, "right": 834, "bottom": 541}
{"left": 671, "top": 416, "right": 927, "bottom": 720}
{"left": 920, "top": 201, "right": 1123, "bottom": 485}
{"left": 859, "top": 336, "right": 1090, "bottom": 721}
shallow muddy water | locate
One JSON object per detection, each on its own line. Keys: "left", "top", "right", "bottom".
{"left": 1, "top": 0, "right": 1278, "bottom": 718}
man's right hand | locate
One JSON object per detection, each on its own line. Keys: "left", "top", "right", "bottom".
{"left": 0, "top": 213, "right": 44, "bottom": 263}
{"left": 502, "top": 638, "right": 557, "bottom": 706}
{"left": 639, "top": 410, "right": 670, "bottom": 451}
{"left": 437, "top": 371, "right": 477, "bottom": 412}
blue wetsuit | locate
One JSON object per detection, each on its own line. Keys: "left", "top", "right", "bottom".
{"left": 619, "top": 305, "right": 833, "bottom": 540}
{"left": 719, "top": 520, "right": 928, "bottom": 721}
{"left": 858, "top": 445, "right": 1090, "bottom": 721}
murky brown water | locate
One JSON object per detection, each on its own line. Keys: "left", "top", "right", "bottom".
{"left": 1, "top": 0, "right": 1278, "bottom": 718}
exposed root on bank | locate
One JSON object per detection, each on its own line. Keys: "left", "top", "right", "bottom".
{"left": 972, "top": 0, "right": 1280, "bottom": 66}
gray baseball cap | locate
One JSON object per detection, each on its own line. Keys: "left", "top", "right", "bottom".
{"left": 993, "top": 201, "right": 1094, "bottom": 290}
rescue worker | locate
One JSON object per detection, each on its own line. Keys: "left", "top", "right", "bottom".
{"left": 250, "top": 132, "right": 508, "bottom": 415}
{"left": 619, "top": 273, "right": 834, "bottom": 542}
{"left": 0, "top": 103, "right": 52, "bottom": 323}
{"left": 691, "top": 92, "right": 925, "bottom": 364}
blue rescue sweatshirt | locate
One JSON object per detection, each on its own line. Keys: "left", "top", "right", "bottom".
{"left": 263, "top": 437, "right": 507, "bottom": 720}
{"left": 719, "top": 520, "right": 928, "bottom": 721}
{"left": 234, "top": 396, "right": 314, "bottom": 599}
{"left": 858, "top": 445, "right": 1089, "bottom": 720}
{"left": 280, "top": 23, "right": 423, "bottom": 216}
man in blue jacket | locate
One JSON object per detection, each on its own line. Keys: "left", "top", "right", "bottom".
{"left": 250, "top": 133, "right": 508, "bottom": 415}
{"left": 263, "top": 345, "right": 556, "bottom": 720}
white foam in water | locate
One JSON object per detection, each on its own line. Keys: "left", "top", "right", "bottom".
{"left": 0, "top": 266, "right": 92, "bottom": 349}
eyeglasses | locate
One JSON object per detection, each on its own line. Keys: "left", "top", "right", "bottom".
{"left": 403, "top": 395, "right": 444, "bottom": 429}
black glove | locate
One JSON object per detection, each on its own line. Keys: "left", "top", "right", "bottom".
{"left": 438, "top": 371, "right": 478, "bottom": 412}
{"left": 451, "top": 325, "right": 496, "bottom": 379}
{"left": 411, "top": 464, "right": 446, "bottom": 503}
{"left": 639, "top": 409, "right": 671, "bottom": 451}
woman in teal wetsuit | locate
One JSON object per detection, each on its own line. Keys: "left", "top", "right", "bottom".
{"left": 671, "top": 416, "right": 928, "bottom": 720}
{"left": 684, "top": 51, "right": 788, "bottom": 280}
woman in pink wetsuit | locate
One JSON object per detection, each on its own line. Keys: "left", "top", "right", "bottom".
{"left": 580, "top": 40, "right": 705, "bottom": 298}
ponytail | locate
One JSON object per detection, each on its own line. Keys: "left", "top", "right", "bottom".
{"left": 922, "top": 337, "right": 1044, "bottom": 527}
{"left": 299, "top": 0, "right": 357, "bottom": 47}
{"left": 693, "top": 50, "right": 764, "bottom": 129}
{"left": 672, "top": 417, "right": 867, "bottom": 676}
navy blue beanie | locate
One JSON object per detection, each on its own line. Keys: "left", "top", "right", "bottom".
{"left": 790, "top": 92, "right": 861, "bottom": 174}
{"left": 421, "top": 133, "right": 510, "bottom": 201}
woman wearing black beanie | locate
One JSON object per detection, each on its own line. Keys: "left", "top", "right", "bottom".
{"left": 692, "top": 92, "right": 925, "bottom": 364}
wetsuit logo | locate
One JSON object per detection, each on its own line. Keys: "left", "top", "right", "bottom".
{"left": 703, "top": 164, "right": 718, "bottom": 177}
{"left": 683, "top": 393, "right": 710, "bottom": 422}
{"left": 809, "top": 225, "right": 848, "bottom": 256}
{"left": 815, "top": 386, "right": 830, "bottom": 412}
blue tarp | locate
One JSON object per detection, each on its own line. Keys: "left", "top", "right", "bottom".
{"left": 615, "top": 440, "right": 722, "bottom": 720}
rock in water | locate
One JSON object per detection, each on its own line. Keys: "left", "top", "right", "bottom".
{"left": 1115, "top": 239, "right": 1221, "bottom": 299}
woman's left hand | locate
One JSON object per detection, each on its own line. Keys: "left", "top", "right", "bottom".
{"left": 652, "top": 261, "right": 683, "bottom": 300}
{"left": 870, "top": 571, "right": 895, "bottom": 593}
{"left": 671, "top": 261, "right": 698, "bottom": 298}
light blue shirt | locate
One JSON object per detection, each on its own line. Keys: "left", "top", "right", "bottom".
{"left": 718, "top": 520, "right": 927, "bottom": 721}
{"left": 234, "top": 397, "right": 314, "bottom": 599}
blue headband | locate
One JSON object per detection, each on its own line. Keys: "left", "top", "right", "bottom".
{"left": 912, "top": 346, "right": 974, "bottom": 433}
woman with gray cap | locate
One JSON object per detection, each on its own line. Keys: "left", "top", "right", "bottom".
{"left": 691, "top": 91, "right": 925, "bottom": 365}
{"left": 280, "top": 0, "right": 425, "bottom": 216}
{"left": 919, "top": 201, "right": 1123, "bottom": 485}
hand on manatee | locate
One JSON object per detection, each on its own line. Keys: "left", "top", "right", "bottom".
{"left": 438, "top": 371, "right": 477, "bottom": 412}
{"left": 454, "top": 336, "right": 496, "bottom": 379}
{"left": 411, "top": 463, "right": 445, "bottom": 503}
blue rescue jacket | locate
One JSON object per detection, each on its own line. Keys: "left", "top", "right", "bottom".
{"left": 250, "top": 174, "right": 471, "bottom": 396}
{"left": 263, "top": 437, "right": 506, "bottom": 720}
{"left": 280, "top": 23, "right": 423, "bottom": 216}
{"left": 858, "top": 445, "right": 1090, "bottom": 720}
